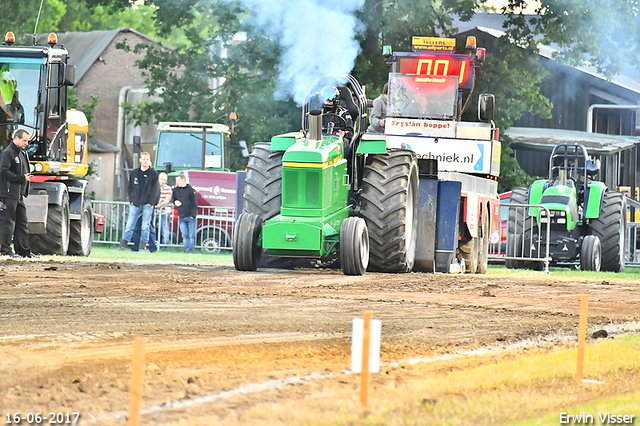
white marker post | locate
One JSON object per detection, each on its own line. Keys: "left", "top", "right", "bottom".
{"left": 351, "top": 312, "right": 382, "bottom": 408}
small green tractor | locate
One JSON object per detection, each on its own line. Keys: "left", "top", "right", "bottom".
{"left": 506, "top": 143, "right": 626, "bottom": 272}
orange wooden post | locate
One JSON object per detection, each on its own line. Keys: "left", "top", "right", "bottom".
{"left": 128, "top": 337, "right": 145, "bottom": 426}
{"left": 575, "top": 295, "right": 588, "bottom": 384}
{"left": 360, "top": 311, "right": 372, "bottom": 408}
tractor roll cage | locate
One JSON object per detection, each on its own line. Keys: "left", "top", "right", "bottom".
{"left": 548, "top": 143, "right": 589, "bottom": 193}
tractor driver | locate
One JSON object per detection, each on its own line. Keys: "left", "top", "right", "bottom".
{"left": 319, "top": 86, "right": 353, "bottom": 140}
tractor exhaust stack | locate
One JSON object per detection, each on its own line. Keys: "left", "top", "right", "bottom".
{"left": 308, "top": 110, "right": 322, "bottom": 141}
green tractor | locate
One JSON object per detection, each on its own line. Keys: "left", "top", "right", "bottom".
{"left": 233, "top": 74, "right": 418, "bottom": 275}
{"left": 507, "top": 143, "right": 626, "bottom": 272}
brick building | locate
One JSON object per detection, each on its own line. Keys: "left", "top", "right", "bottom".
{"left": 54, "top": 28, "right": 161, "bottom": 201}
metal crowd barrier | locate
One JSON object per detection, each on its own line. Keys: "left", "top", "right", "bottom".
{"left": 91, "top": 200, "right": 235, "bottom": 253}
{"left": 491, "top": 201, "right": 640, "bottom": 269}
{"left": 488, "top": 203, "right": 551, "bottom": 273}
{"left": 626, "top": 222, "right": 640, "bottom": 267}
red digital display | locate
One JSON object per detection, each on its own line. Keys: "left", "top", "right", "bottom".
{"left": 397, "top": 54, "right": 473, "bottom": 89}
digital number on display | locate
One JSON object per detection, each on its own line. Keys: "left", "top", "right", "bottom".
{"left": 397, "top": 55, "right": 473, "bottom": 88}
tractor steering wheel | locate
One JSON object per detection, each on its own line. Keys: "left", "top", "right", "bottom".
{"left": 322, "top": 113, "right": 348, "bottom": 134}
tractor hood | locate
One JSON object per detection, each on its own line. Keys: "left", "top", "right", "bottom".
{"left": 539, "top": 184, "right": 579, "bottom": 226}
{"left": 282, "top": 135, "right": 343, "bottom": 165}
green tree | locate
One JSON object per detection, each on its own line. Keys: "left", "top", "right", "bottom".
{"left": 0, "top": 0, "right": 65, "bottom": 40}
{"left": 501, "top": 0, "right": 640, "bottom": 78}
{"left": 80, "top": 0, "right": 640, "bottom": 185}
{"left": 116, "top": 0, "right": 302, "bottom": 171}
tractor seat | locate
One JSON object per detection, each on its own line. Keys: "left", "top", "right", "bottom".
{"left": 552, "top": 178, "right": 576, "bottom": 188}
{"left": 337, "top": 85, "right": 359, "bottom": 122}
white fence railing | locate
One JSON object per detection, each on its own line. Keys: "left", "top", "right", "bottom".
{"left": 92, "top": 201, "right": 234, "bottom": 253}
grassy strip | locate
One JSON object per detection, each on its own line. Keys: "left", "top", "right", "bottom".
{"left": 506, "top": 390, "right": 640, "bottom": 426}
{"left": 204, "top": 334, "right": 640, "bottom": 426}
{"left": 56, "top": 246, "right": 234, "bottom": 265}
{"left": 488, "top": 264, "right": 640, "bottom": 281}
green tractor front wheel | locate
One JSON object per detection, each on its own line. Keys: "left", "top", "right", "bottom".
{"left": 580, "top": 235, "right": 601, "bottom": 272}
{"left": 233, "top": 213, "right": 263, "bottom": 271}
{"left": 340, "top": 217, "right": 369, "bottom": 276}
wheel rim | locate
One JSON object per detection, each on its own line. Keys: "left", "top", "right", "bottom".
{"left": 201, "top": 236, "right": 222, "bottom": 254}
{"left": 360, "top": 223, "right": 369, "bottom": 269}
{"left": 405, "top": 170, "right": 416, "bottom": 257}
{"left": 594, "top": 243, "right": 601, "bottom": 271}
{"left": 62, "top": 203, "right": 70, "bottom": 253}
{"left": 618, "top": 210, "right": 626, "bottom": 264}
{"left": 81, "top": 209, "right": 91, "bottom": 250}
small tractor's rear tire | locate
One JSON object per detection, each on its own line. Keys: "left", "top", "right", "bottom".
{"left": 589, "top": 190, "right": 626, "bottom": 272}
{"left": 68, "top": 196, "right": 94, "bottom": 256}
{"left": 505, "top": 187, "right": 528, "bottom": 269}
{"left": 243, "top": 143, "right": 283, "bottom": 220}
{"left": 459, "top": 237, "right": 479, "bottom": 274}
{"left": 233, "top": 213, "right": 262, "bottom": 271}
{"left": 29, "top": 191, "right": 70, "bottom": 255}
{"left": 340, "top": 217, "right": 369, "bottom": 276}
{"left": 580, "top": 235, "right": 601, "bottom": 272}
{"left": 360, "top": 150, "right": 419, "bottom": 273}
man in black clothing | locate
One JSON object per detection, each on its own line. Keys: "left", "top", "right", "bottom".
{"left": 118, "top": 152, "right": 160, "bottom": 251}
{"left": 171, "top": 173, "right": 198, "bottom": 253}
{"left": 0, "top": 129, "right": 37, "bottom": 258}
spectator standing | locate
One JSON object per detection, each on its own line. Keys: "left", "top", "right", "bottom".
{"left": 132, "top": 172, "right": 171, "bottom": 253}
{"left": 171, "top": 173, "right": 198, "bottom": 253}
{"left": 0, "top": 129, "right": 37, "bottom": 258}
{"left": 118, "top": 152, "right": 160, "bottom": 251}
{"left": 132, "top": 214, "right": 157, "bottom": 252}
{"left": 366, "top": 83, "right": 388, "bottom": 133}
{"left": 156, "top": 172, "right": 172, "bottom": 250}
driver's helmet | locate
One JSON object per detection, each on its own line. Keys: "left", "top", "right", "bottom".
{"left": 320, "top": 86, "right": 339, "bottom": 104}
{"left": 0, "top": 66, "right": 17, "bottom": 104}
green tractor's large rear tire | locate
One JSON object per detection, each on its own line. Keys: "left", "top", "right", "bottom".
{"left": 360, "top": 150, "right": 419, "bottom": 273}
{"left": 233, "top": 213, "right": 262, "bottom": 271}
{"left": 68, "top": 196, "right": 94, "bottom": 256}
{"left": 243, "top": 143, "right": 283, "bottom": 220}
{"left": 241, "top": 143, "right": 296, "bottom": 268}
{"left": 589, "top": 191, "right": 626, "bottom": 272}
{"left": 29, "top": 191, "right": 70, "bottom": 256}
{"left": 505, "top": 187, "right": 528, "bottom": 269}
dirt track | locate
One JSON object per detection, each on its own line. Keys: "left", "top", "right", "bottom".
{"left": 1, "top": 259, "right": 639, "bottom": 424}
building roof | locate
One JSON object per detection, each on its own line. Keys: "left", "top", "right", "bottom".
{"left": 505, "top": 127, "right": 639, "bottom": 155}
{"left": 452, "top": 13, "right": 640, "bottom": 96}
{"left": 38, "top": 28, "right": 160, "bottom": 83}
